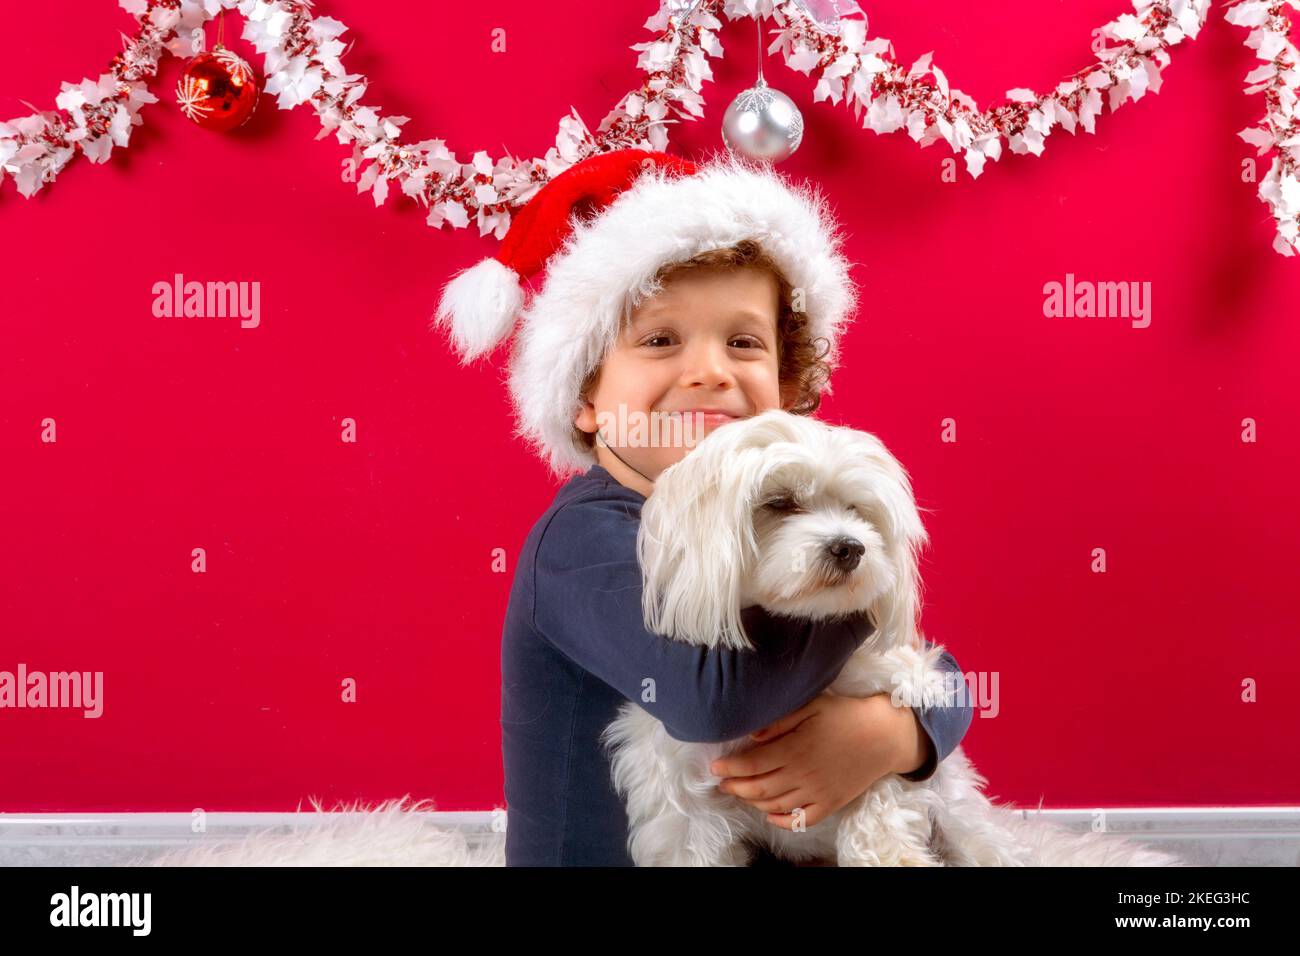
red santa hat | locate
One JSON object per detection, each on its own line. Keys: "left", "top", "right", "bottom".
{"left": 434, "top": 146, "right": 858, "bottom": 479}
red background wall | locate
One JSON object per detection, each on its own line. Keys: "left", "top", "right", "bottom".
{"left": 2, "top": 0, "right": 1297, "bottom": 813}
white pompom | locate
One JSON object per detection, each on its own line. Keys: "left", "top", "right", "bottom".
{"left": 432, "top": 257, "right": 525, "bottom": 363}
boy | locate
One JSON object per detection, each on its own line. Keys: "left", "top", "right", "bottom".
{"left": 436, "top": 149, "right": 973, "bottom": 866}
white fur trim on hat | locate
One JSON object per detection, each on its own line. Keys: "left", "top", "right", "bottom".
{"left": 433, "top": 257, "right": 526, "bottom": 364}
{"left": 509, "top": 150, "right": 859, "bottom": 479}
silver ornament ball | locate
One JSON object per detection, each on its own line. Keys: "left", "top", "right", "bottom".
{"left": 722, "top": 79, "right": 804, "bottom": 163}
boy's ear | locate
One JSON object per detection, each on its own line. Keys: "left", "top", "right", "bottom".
{"left": 574, "top": 399, "right": 597, "bottom": 435}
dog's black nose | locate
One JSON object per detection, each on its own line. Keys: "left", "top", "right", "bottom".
{"left": 825, "top": 536, "right": 866, "bottom": 572}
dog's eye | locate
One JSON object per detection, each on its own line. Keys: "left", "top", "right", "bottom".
{"left": 762, "top": 494, "right": 802, "bottom": 513}
{"left": 849, "top": 504, "right": 873, "bottom": 521}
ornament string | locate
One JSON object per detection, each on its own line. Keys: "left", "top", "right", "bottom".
{"left": 0, "top": 0, "right": 1295, "bottom": 257}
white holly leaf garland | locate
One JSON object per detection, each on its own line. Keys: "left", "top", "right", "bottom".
{"left": 2, "top": 0, "right": 1296, "bottom": 257}
{"left": 1224, "top": 0, "right": 1300, "bottom": 256}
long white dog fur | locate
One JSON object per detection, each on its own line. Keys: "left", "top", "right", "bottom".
{"left": 600, "top": 409, "right": 1182, "bottom": 866}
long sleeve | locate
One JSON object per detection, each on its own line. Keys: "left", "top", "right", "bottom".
{"left": 532, "top": 496, "right": 876, "bottom": 744}
{"left": 898, "top": 646, "right": 973, "bottom": 782}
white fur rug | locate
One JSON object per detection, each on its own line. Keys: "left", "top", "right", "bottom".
{"left": 987, "top": 811, "right": 1184, "bottom": 866}
{"left": 133, "top": 796, "right": 1182, "bottom": 867}
{"left": 135, "top": 797, "right": 506, "bottom": 868}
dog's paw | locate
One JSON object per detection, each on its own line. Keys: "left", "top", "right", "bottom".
{"left": 878, "top": 643, "right": 957, "bottom": 711}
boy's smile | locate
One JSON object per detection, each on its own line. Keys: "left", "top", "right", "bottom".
{"left": 574, "top": 262, "right": 785, "bottom": 497}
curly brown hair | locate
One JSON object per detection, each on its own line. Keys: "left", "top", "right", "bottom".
{"left": 573, "top": 239, "right": 834, "bottom": 458}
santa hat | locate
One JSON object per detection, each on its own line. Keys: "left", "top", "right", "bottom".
{"left": 433, "top": 146, "right": 858, "bottom": 479}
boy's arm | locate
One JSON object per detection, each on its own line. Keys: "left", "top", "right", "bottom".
{"left": 897, "top": 647, "right": 973, "bottom": 782}
{"left": 533, "top": 498, "right": 875, "bottom": 744}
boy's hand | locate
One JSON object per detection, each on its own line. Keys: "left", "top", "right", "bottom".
{"left": 709, "top": 691, "right": 930, "bottom": 830}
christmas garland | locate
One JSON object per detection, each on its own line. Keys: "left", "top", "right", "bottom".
{"left": 0, "top": 0, "right": 1296, "bottom": 256}
{"left": 1226, "top": 0, "right": 1300, "bottom": 256}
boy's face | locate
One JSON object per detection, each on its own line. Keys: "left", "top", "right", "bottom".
{"left": 574, "top": 263, "right": 785, "bottom": 496}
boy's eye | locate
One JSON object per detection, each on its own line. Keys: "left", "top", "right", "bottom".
{"left": 639, "top": 332, "right": 765, "bottom": 349}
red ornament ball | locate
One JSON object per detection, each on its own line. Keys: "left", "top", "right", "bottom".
{"left": 175, "top": 47, "right": 259, "bottom": 132}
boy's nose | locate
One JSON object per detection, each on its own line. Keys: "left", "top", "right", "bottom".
{"left": 679, "top": 340, "right": 736, "bottom": 388}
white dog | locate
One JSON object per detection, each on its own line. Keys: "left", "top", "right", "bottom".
{"left": 601, "top": 410, "right": 1182, "bottom": 867}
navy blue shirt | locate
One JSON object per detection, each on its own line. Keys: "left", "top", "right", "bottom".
{"left": 501, "top": 464, "right": 974, "bottom": 866}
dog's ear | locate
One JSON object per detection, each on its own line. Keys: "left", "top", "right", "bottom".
{"left": 873, "top": 519, "right": 926, "bottom": 650}
{"left": 637, "top": 439, "right": 768, "bottom": 650}
{"left": 849, "top": 432, "right": 930, "bottom": 649}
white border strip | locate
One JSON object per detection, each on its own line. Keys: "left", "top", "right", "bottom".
{"left": 2, "top": 807, "right": 1297, "bottom": 865}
